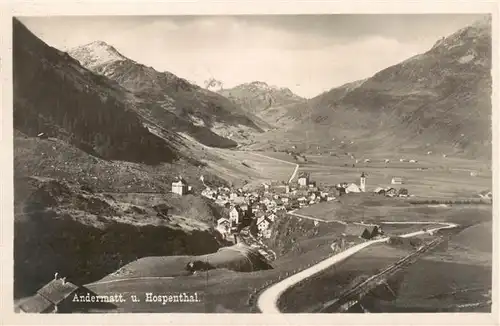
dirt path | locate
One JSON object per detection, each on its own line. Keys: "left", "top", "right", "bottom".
{"left": 86, "top": 276, "right": 175, "bottom": 287}
{"left": 257, "top": 221, "right": 458, "bottom": 313}
{"left": 288, "top": 209, "right": 347, "bottom": 225}
{"left": 248, "top": 152, "right": 299, "bottom": 183}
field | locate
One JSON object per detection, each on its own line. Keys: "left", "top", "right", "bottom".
{"left": 294, "top": 192, "right": 492, "bottom": 226}
{"left": 179, "top": 136, "right": 296, "bottom": 188}
{"left": 277, "top": 214, "right": 492, "bottom": 313}
{"left": 268, "top": 151, "right": 491, "bottom": 198}
{"left": 277, "top": 242, "right": 419, "bottom": 312}
{"left": 15, "top": 136, "right": 492, "bottom": 313}
{"left": 80, "top": 149, "right": 491, "bottom": 313}
{"left": 270, "top": 150, "right": 492, "bottom": 313}
{"left": 83, "top": 215, "right": 349, "bottom": 313}
{"left": 360, "top": 222, "right": 493, "bottom": 312}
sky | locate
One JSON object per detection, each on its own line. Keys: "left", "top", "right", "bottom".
{"left": 19, "top": 14, "right": 485, "bottom": 98}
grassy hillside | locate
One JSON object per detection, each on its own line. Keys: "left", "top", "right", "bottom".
{"left": 14, "top": 135, "right": 227, "bottom": 195}
{"left": 12, "top": 20, "right": 239, "bottom": 300}
{"left": 14, "top": 176, "right": 224, "bottom": 298}
{"left": 250, "top": 17, "right": 492, "bottom": 160}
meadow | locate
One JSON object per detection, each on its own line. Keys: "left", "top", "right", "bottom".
{"left": 262, "top": 150, "right": 491, "bottom": 198}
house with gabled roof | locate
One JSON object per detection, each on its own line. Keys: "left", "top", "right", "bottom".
{"left": 16, "top": 274, "right": 107, "bottom": 313}
{"left": 216, "top": 217, "right": 231, "bottom": 239}
{"left": 343, "top": 224, "right": 381, "bottom": 240}
{"left": 229, "top": 206, "right": 243, "bottom": 226}
{"left": 298, "top": 172, "right": 310, "bottom": 187}
{"left": 385, "top": 188, "right": 398, "bottom": 197}
{"left": 391, "top": 177, "right": 404, "bottom": 185}
{"left": 479, "top": 190, "right": 492, "bottom": 200}
{"left": 345, "top": 183, "right": 361, "bottom": 193}
{"left": 257, "top": 216, "right": 273, "bottom": 238}
{"left": 172, "top": 176, "right": 188, "bottom": 195}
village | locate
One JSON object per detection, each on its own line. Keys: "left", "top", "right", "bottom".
{"left": 170, "top": 170, "right": 414, "bottom": 243}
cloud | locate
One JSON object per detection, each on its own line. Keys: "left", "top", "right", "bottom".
{"left": 19, "top": 15, "right": 481, "bottom": 97}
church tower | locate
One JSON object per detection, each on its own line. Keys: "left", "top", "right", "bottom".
{"left": 360, "top": 172, "right": 366, "bottom": 192}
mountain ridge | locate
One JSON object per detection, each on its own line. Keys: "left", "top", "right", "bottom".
{"left": 249, "top": 16, "right": 492, "bottom": 159}
{"left": 218, "top": 81, "right": 306, "bottom": 127}
{"left": 69, "top": 42, "right": 266, "bottom": 146}
{"left": 13, "top": 19, "right": 182, "bottom": 165}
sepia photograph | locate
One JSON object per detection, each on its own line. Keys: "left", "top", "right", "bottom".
{"left": 3, "top": 3, "right": 496, "bottom": 320}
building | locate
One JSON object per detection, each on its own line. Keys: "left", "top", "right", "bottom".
{"left": 391, "top": 177, "right": 404, "bottom": 185}
{"left": 16, "top": 274, "right": 99, "bottom": 313}
{"left": 345, "top": 183, "right": 361, "bottom": 193}
{"left": 267, "top": 213, "right": 277, "bottom": 223}
{"left": 343, "top": 224, "right": 381, "bottom": 240}
{"left": 229, "top": 206, "right": 242, "bottom": 226}
{"left": 479, "top": 190, "right": 492, "bottom": 200}
{"left": 37, "top": 132, "right": 49, "bottom": 140}
{"left": 216, "top": 218, "right": 231, "bottom": 239}
{"left": 232, "top": 196, "right": 246, "bottom": 205}
{"left": 297, "top": 172, "right": 310, "bottom": 187}
{"left": 172, "top": 176, "right": 188, "bottom": 195}
{"left": 385, "top": 188, "right": 398, "bottom": 197}
{"left": 201, "top": 187, "right": 216, "bottom": 199}
{"left": 360, "top": 172, "right": 366, "bottom": 192}
{"left": 398, "top": 188, "right": 409, "bottom": 197}
{"left": 257, "top": 216, "right": 272, "bottom": 238}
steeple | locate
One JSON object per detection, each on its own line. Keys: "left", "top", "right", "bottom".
{"left": 360, "top": 172, "right": 366, "bottom": 192}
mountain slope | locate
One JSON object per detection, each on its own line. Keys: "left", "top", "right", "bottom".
{"left": 12, "top": 19, "right": 235, "bottom": 298}
{"left": 69, "top": 42, "right": 265, "bottom": 146}
{"left": 218, "top": 81, "right": 306, "bottom": 126}
{"left": 13, "top": 19, "right": 180, "bottom": 165}
{"left": 255, "top": 17, "right": 492, "bottom": 159}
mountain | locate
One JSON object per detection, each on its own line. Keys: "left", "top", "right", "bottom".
{"left": 13, "top": 19, "right": 180, "bottom": 165}
{"left": 218, "top": 81, "right": 306, "bottom": 126}
{"left": 12, "top": 19, "right": 238, "bottom": 298}
{"left": 69, "top": 42, "right": 265, "bottom": 147}
{"left": 253, "top": 16, "right": 492, "bottom": 159}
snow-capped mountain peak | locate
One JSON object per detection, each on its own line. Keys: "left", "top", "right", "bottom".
{"left": 69, "top": 40, "right": 127, "bottom": 69}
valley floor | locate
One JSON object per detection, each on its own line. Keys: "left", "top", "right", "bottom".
{"left": 14, "top": 137, "right": 492, "bottom": 313}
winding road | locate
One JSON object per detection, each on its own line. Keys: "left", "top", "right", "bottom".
{"left": 257, "top": 221, "right": 458, "bottom": 313}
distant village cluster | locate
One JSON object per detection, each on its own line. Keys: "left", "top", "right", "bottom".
{"left": 170, "top": 171, "right": 415, "bottom": 241}
{"left": 334, "top": 174, "right": 411, "bottom": 198}
{"left": 199, "top": 172, "right": 337, "bottom": 240}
